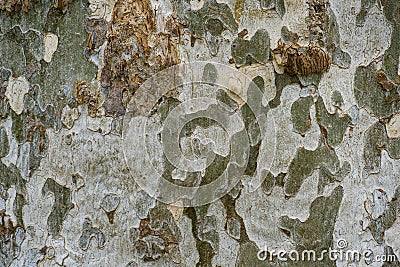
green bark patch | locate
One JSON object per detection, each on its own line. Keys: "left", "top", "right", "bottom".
{"left": 42, "top": 178, "right": 74, "bottom": 237}
{"left": 368, "top": 186, "right": 400, "bottom": 244}
{"left": 382, "top": 0, "right": 400, "bottom": 82}
{"left": 184, "top": 206, "right": 216, "bottom": 267}
{"left": 259, "top": 0, "right": 286, "bottom": 17}
{"left": 356, "top": 0, "right": 376, "bottom": 26}
{"left": 275, "top": 0, "right": 286, "bottom": 18}
{"left": 221, "top": 194, "right": 250, "bottom": 243}
{"left": 268, "top": 73, "right": 300, "bottom": 109}
{"left": 261, "top": 171, "right": 286, "bottom": 195}
{"left": 284, "top": 141, "right": 349, "bottom": 197}
{"left": 331, "top": 90, "right": 344, "bottom": 107}
{"left": 325, "top": 9, "right": 351, "bottom": 68}
{"left": 0, "top": 162, "right": 26, "bottom": 228}
{"left": 0, "top": 162, "right": 25, "bottom": 196}
{"left": 0, "top": 68, "right": 10, "bottom": 120}
{"left": 315, "top": 95, "right": 351, "bottom": 148}
{"left": 100, "top": 193, "right": 120, "bottom": 224}
{"left": 0, "top": 25, "right": 44, "bottom": 78}
{"left": 10, "top": 93, "right": 54, "bottom": 173}
{"left": 33, "top": 0, "right": 96, "bottom": 110}
{"left": 130, "top": 203, "right": 182, "bottom": 261}
{"left": 354, "top": 63, "right": 400, "bottom": 119}
{"left": 242, "top": 76, "right": 265, "bottom": 175}
{"left": 363, "top": 122, "right": 400, "bottom": 174}
{"left": 236, "top": 242, "right": 273, "bottom": 267}
{"left": 278, "top": 186, "right": 343, "bottom": 267}
{"left": 0, "top": 126, "right": 9, "bottom": 158}
{"left": 79, "top": 217, "right": 106, "bottom": 250}
{"left": 281, "top": 25, "right": 299, "bottom": 43}
{"left": 184, "top": 0, "right": 237, "bottom": 36}
{"left": 231, "top": 29, "right": 270, "bottom": 67}
{"left": 179, "top": 0, "right": 238, "bottom": 55}
{"left": 291, "top": 96, "right": 314, "bottom": 136}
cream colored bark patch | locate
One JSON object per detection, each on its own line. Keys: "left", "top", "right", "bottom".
{"left": 386, "top": 113, "right": 400, "bottom": 138}
{"left": 190, "top": 0, "right": 204, "bottom": 10}
{"left": 89, "top": 0, "right": 116, "bottom": 21}
{"left": 44, "top": 33, "right": 59, "bottom": 63}
{"left": 61, "top": 105, "right": 81, "bottom": 129}
{"left": 5, "top": 76, "right": 30, "bottom": 115}
{"left": 167, "top": 201, "right": 184, "bottom": 222}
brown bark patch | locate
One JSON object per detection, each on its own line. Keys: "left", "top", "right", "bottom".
{"left": 100, "top": 0, "right": 180, "bottom": 117}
